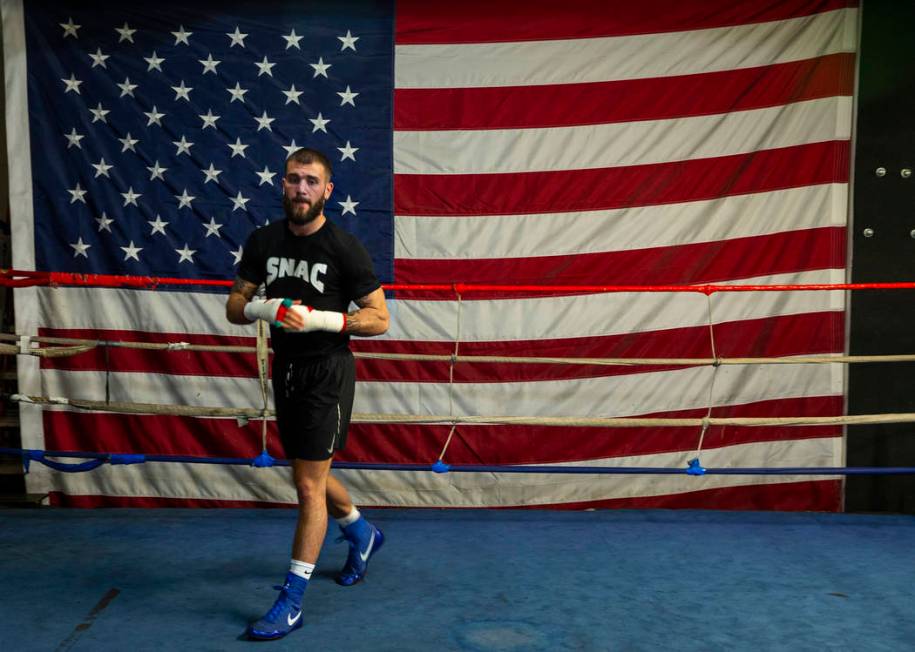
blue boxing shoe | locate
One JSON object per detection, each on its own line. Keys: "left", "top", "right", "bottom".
{"left": 246, "top": 573, "right": 307, "bottom": 640}
{"left": 335, "top": 517, "right": 384, "bottom": 586}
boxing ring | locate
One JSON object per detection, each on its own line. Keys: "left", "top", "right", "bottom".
{"left": 3, "top": 269, "right": 915, "bottom": 483}
{"left": 2, "top": 270, "right": 915, "bottom": 650}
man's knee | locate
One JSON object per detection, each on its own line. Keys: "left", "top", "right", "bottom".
{"left": 292, "top": 459, "right": 331, "bottom": 505}
{"left": 294, "top": 477, "right": 325, "bottom": 505}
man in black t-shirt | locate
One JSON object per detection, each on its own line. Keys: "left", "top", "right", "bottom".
{"left": 226, "top": 147, "right": 390, "bottom": 641}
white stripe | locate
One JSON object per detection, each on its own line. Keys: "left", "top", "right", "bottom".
{"left": 355, "top": 363, "right": 839, "bottom": 420}
{"left": 41, "top": 358, "right": 839, "bottom": 420}
{"left": 37, "top": 286, "right": 246, "bottom": 336}
{"left": 29, "top": 437, "right": 841, "bottom": 507}
{"left": 340, "top": 438, "right": 842, "bottom": 508}
{"left": 396, "top": 184, "right": 847, "bottom": 260}
{"left": 385, "top": 270, "right": 846, "bottom": 342}
{"left": 394, "top": 97, "right": 852, "bottom": 175}
{"left": 395, "top": 9, "right": 857, "bottom": 89}
{"left": 2, "top": 0, "right": 45, "bottom": 499}
{"left": 25, "top": 460, "right": 297, "bottom": 505}
{"left": 41, "top": 370, "right": 270, "bottom": 413}
{"left": 2, "top": 0, "right": 35, "bottom": 273}
{"left": 35, "top": 269, "right": 846, "bottom": 343}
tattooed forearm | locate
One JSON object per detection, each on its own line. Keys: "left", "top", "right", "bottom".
{"left": 344, "top": 312, "right": 364, "bottom": 333}
{"left": 344, "top": 288, "right": 390, "bottom": 336}
{"left": 353, "top": 293, "right": 373, "bottom": 309}
{"left": 230, "top": 277, "right": 258, "bottom": 300}
{"left": 225, "top": 277, "right": 260, "bottom": 324}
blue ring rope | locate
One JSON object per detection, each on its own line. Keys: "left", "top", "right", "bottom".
{"left": 2, "top": 448, "right": 915, "bottom": 476}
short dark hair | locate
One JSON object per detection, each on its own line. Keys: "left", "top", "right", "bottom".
{"left": 286, "top": 147, "right": 333, "bottom": 181}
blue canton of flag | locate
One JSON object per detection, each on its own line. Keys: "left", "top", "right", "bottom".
{"left": 25, "top": 0, "right": 394, "bottom": 284}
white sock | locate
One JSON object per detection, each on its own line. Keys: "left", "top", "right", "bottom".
{"left": 335, "top": 507, "right": 361, "bottom": 528}
{"left": 289, "top": 559, "right": 315, "bottom": 581}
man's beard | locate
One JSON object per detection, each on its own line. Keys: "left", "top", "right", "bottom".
{"left": 284, "top": 194, "right": 326, "bottom": 225}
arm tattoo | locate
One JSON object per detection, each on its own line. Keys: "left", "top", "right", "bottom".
{"left": 230, "top": 277, "right": 258, "bottom": 300}
{"left": 353, "top": 293, "right": 373, "bottom": 308}
{"left": 345, "top": 294, "right": 374, "bottom": 332}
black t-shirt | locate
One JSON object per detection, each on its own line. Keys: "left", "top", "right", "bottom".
{"left": 238, "top": 219, "right": 381, "bottom": 359}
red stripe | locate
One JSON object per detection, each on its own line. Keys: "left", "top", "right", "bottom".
{"left": 39, "top": 311, "right": 843, "bottom": 383}
{"left": 43, "top": 395, "right": 842, "bottom": 464}
{"left": 37, "top": 328, "right": 258, "bottom": 377}
{"left": 48, "top": 480, "right": 842, "bottom": 511}
{"left": 354, "top": 311, "right": 844, "bottom": 383}
{"left": 396, "top": 54, "right": 856, "bottom": 130}
{"left": 48, "top": 493, "right": 296, "bottom": 509}
{"left": 396, "top": 0, "right": 855, "bottom": 44}
{"left": 342, "top": 398, "right": 843, "bottom": 465}
{"left": 510, "top": 480, "right": 842, "bottom": 511}
{"left": 393, "top": 141, "right": 850, "bottom": 217}
{"left": 43, "top": 411, "right": 279, "bottom": 458}
{"left": 396, "top": 227, "right": 845, "bottom": 289}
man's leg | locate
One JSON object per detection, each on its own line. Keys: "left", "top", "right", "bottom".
{"left": 326, "top": 472, "right": 385, "bottom": 586}
{"left": 247, "top": 458, "right": 332, "bottom": 640}
{"left": 292, "top": 458, "right": 334, "bottom": 560}
{"left": 326, "top": 472, "right": 353, "bottom": 519}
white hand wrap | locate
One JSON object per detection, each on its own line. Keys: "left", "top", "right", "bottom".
{"left": 243, "top": 298, "right": 291, "bottom": 325}
{"left": 287, "top": 305, "right": 346, "bottom": 333}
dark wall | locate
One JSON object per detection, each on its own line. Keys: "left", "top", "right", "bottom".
{"left": 846, "top": 0, "right": 915, "bottom": 513}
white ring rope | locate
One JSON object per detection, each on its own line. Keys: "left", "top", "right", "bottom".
{"left": 353, "top": 353, "right": 915, "bottom": 365}
{"left": 9, "top": 394, "right": 915, "bottom": 428}
{"left": 1, "top": 333, "right": 913, "bottom": 366}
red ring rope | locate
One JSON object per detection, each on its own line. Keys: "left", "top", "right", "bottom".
{"left": 3, "top": 269, "right": 915, "bottom": 294}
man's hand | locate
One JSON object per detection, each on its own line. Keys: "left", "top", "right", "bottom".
{"left": 243, "top": 298, "right": 293, "bottom": 326}
{"left": 283, "top": 305, "right": 346, "bottom": 333}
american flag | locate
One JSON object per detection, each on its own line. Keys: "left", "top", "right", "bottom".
{"left": 4, "top": 0, "right": 857, "bottom": 509}
{"left": 21, "top": 1, "right": 394, "bottom": 281}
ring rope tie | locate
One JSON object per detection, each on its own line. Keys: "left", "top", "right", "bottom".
{"left": 694, "top": 292, "right": 720, "bottom": 464}
{"left": 436, "top": 285, "right": 464, "bottom": 469}
{"left": 252, "top": 319, "right": 276, "bottom": 468}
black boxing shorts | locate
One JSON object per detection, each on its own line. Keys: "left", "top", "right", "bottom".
{"left": 272, "top": 350, "right": 356, "bottom": 461}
